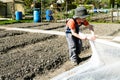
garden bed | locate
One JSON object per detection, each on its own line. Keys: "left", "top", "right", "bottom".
{"left": 0, "top": 22, "right": 120, "bottom": 80}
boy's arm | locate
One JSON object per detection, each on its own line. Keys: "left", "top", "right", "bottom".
{"left": 86, "top": 24, "right": 96, "bottom": 40}
{"left": 71, "top": 29, "right": 87, "bottom": 40}
{"left": 88, "top": 25, "right": 94, "bottom": 35}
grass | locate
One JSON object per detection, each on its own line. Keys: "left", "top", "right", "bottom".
{"left": 0, "top": 19, "right": 33, "bottom": 25}
{"left": 0, "top": 17, "right": 120, "bottom": 25}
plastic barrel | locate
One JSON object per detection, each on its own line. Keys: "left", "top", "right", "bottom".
{"left": 46, "top": 10, "right": 53, "bottom": 21}
{"left": 15, "top": 11, "right": 22, "bottom": 20}
{"left": 33, "top": 8, "right": 40, "bottom": 22}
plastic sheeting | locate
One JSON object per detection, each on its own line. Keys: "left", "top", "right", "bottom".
{"left": 51, "top": 39, "right": 120, "bottom": 80}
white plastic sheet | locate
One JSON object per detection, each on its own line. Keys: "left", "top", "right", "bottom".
{"left": 51, "top": 39, "right": 120, "bottom": 80}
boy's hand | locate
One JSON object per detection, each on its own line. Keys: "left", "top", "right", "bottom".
{"left": 81, "top": 35, "right": 87, "bottom": 40}
{"left": 79, "top": 32, "right": 87, "bottom": 40}
{"left": 87, "top": 35, "right": 96, "bottom": 40}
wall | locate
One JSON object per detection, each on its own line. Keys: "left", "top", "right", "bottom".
{"left": 15, "top": 3, "right": 25, "bottom": 15}
{"left": 0, "top": 1, "right": 25, "bottom": 18}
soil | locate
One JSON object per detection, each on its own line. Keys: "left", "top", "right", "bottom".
{"left": 0, "top": 22, "right": 120, "bottom": 80}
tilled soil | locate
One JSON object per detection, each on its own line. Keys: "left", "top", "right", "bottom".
{"left": 0, "top": 22, "right": 120, "bottom": 80}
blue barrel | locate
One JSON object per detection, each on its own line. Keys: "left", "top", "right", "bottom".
{"left": 46, "top": 10, "right": 53, "bottom": 21}
{"left": 15, "top": 11, "right": 22, "bottom": 20}
{"left": 34, "top": 8, "right": 40, "bottom": 22}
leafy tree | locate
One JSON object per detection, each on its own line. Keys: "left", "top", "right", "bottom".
{"left": 110, "top": 0, "right": 115, "bottom": 8}
{"left": 22, "top": 0, "right": 33, "bottom": 9}
{"left": 116, "top": 0, "right": 120, "bottom": 7}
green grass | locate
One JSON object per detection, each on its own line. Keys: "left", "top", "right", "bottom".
{"left": 0, "top": 19, "right": 33, "bottom": 25}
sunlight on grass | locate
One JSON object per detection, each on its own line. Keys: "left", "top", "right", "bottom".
{"left": 0, "top": 19, "right": 33, "bottom": 25}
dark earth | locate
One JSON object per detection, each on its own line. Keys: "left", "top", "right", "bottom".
{"left": 0, "top": 22, "right": 120, "bottom": 80}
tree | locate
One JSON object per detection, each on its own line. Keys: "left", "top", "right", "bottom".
{"left": 22, "top": 0, "right": 33, "bottom": 9}
{"left": 12, "top": 0, "right": 15, "bottom": 19}
{"left": 116, "top": 0, "right": 120, "bottom": 7}
{"left": 110, "top": 0, "right": 115, "bottom": 8}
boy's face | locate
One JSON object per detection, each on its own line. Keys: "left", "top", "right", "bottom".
{"left": 76, "top": 18, "right": 86, "bottom": 25}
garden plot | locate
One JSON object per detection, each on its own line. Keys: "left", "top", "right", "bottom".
{"left": 0, "top": 29, "right": 69, "bottom": 80}
{"left": 0, "top": 23, "right": 120, "bottom": 80}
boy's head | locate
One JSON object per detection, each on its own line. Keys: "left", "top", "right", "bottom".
{"left": 73, "top": 6, "right": 89, "bottom": 19}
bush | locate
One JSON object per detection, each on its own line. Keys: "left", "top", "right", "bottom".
{"left": 67, "top": 4, "right": 77, "bottom": 11}
{"left": 79, "top": 5, "right": 94, "bottom": 10}
{"left": 67, "top": 9, "right": 75, "bottom": 18}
